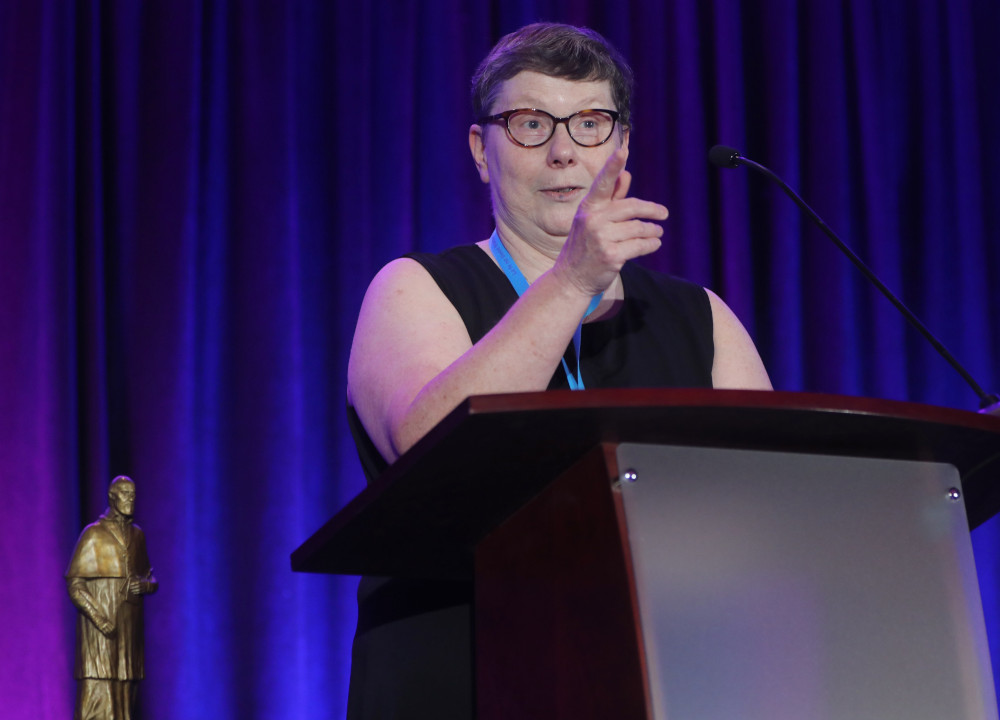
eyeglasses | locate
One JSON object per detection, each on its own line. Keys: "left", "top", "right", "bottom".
{"left": 477, "top": 108, "right": 620, "bottom": 148}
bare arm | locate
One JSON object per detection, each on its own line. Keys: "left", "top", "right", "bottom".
{"left": 348, "top": 149, "right": 668, "bottom": 462}
{"left": 349, "top": 257, "right": 592, "bottom": 461}
{"left": 707, "top": 290, "right": 772, "bottom": 390}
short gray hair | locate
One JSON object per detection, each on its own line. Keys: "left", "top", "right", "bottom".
{"left": 471, "top": 23, "right": 635, "bottom": 127}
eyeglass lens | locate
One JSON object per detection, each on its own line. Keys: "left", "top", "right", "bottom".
{"left": 506, "top": 110, "right": 615, "bottom": 147}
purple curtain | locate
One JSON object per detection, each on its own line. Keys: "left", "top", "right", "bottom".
{"left": 2, "top": 1, "right": 998, "bottom": 717}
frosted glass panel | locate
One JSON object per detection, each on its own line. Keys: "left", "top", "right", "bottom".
{"left": 616, "top": 444, "right": 996, "bottom": 720}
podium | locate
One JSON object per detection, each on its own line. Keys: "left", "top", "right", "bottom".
{"left": 292, "top": 389, "right": 1000, "bottom": 719}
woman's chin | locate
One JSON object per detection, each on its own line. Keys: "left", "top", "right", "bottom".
{"left": 537, "top": 215, "right": 576, "bottom": 239}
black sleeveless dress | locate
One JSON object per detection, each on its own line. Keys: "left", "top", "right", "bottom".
{"left": 346, "top": 245, "right": 714, "bottom": 719}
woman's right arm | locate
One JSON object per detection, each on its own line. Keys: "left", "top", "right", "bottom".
{"left": 346, "top": 256, "right": 595, "bottom": 463}
{"left": 348, "top": 149, "right": 667, "bottom": 464}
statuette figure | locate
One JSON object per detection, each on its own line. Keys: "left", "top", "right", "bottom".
{"left": 66, "top": 476, "right": 158, "bottom": 720}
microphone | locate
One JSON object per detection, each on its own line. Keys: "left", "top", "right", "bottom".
{"left": 709, "top": 144, "right": 1000, "bottom": 415}
{"left": 708, "top": 144, "right": 741, "bottom": 169}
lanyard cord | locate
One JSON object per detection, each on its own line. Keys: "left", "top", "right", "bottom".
{"left": 489, "top": 229, "right": 602, "bottom": 390}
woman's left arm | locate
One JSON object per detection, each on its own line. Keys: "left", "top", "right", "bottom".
{"left": 706, "top": 290, "right": 773, "bottom": 390}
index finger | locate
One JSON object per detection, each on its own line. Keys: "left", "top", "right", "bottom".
{"left": 580, "top": 148, "right": 628, "bottom": 207}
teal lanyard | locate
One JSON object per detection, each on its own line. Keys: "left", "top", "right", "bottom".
{"left": 489, "top": 229, "right": 602, "bottom": 390}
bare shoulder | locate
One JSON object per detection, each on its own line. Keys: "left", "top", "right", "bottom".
{"left": 347, "top": 257, "right": 474, "bottom": 459}
{"left": 706, "top": 289, "right": 773, "bottom": 390}
{"left": 352, "top": 257, "right": 456, "bottom": 330}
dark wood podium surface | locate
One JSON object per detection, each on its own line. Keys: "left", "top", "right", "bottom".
{"left": 291, "top": 389, "right": 1000, "bottom": 580}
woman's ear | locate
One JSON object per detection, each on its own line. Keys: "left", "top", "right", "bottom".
{"left": 469, "top": 125, "right": 490, "bottom": 184}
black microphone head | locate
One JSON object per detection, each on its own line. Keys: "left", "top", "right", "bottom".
{"left": 709, "top": 145, "right": 742, "bottom": 169}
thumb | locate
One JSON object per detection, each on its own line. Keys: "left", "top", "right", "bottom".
{"left": 581, "top": 148, "right": 628, "bottom": 207}
{"left": 613, "top": 168, "right": 632, "bottom": 200}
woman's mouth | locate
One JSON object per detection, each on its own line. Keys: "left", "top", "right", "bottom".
{"left": 541, "top": 186, "right": 583, "bottom": 199}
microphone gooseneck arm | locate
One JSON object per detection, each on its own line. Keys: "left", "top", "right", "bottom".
{"left": 709, "top": 144, "right": 1000, "bottom": 414}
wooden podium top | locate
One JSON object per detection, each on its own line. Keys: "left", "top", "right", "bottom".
{"left": 291, "top": 389, "right": 1000, "bottom": 579}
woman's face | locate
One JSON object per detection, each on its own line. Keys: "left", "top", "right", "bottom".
{"left": 470, "top": 71, "right": 629, "bottom": 257}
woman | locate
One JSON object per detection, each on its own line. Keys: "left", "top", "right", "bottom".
{"left": 345, "top": 22, "right": 771, "bottom": 719}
